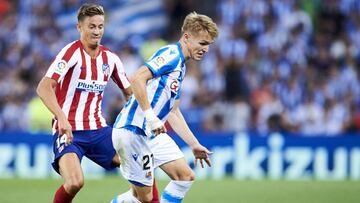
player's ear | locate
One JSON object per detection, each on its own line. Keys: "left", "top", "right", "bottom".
{"left": 184, "top": 33, "right": 189, "bottom": 39}
{"left": 76, "top": 23, "right": 81, "bottom": 32}
{"left": 183, "top": 33, "right": 190, "bottom": 43}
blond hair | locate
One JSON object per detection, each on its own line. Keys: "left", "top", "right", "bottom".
{"left": 181, "top": 12, "right": 218, "bottom": 39}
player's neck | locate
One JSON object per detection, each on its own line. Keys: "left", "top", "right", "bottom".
{"left": 80, "top": 40, "right": 100, "bottom": 58}
{"left": 179, "top": 38, "right": 190, "bottom": 61}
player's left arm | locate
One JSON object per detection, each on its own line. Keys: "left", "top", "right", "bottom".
{"left": 167, "top": 100, "right": 212, "bottom": 168}
{"left": 122, "top": 87, "right": 132, "bottom": 101}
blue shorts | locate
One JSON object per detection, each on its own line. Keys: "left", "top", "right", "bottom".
{"left": 52, "top": 126, "right": 117, "bottom": 174}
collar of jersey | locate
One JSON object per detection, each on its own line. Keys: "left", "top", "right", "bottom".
{"left": 78, "top": 39, "right": 104, "bottom": 59}
{"left": 176, "top": 41, "right": 185, "bottom": 64}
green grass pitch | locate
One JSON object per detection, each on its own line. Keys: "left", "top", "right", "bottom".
{"left": 0, "top": 177, "right": 359, "bottom": 203}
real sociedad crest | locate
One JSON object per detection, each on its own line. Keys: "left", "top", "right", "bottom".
{"left": 102, "top": 64, "right": 110, "bottom": 77}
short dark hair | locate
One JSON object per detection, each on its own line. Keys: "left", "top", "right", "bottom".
{"left": 77, "top": 3, "right": 105, "bottom": 22}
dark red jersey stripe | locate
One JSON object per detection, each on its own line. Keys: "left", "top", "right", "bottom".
{"left": 111, "top": 64, "right": 124, "bottom": 89}
{"left": 79, "top": 46, "right": 87, "bottom": 80}
{"left": 83, "top": 92, "right": 95, "bottom": 130}
{"left": 94, "top": 94, "right": 103, "bottom": 128}
{"left": 51, "top": 73, "right": 61, "bottom": 81}
{"left": 67, "top": 90, "right": 81, "bottom": 130}
{"left": 62, "top": 40, "right": 81, "bottom": 62}
{"left": 91, "top": 58, "right": 97, "bottom": 80}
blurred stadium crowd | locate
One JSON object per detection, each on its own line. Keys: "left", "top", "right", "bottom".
{"left": 0, "top": 0, "right": 360, "bottom": 136}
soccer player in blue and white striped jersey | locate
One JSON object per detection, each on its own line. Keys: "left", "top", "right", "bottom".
{"left": 112, "top": 12, "right": 218, "bottom": 203}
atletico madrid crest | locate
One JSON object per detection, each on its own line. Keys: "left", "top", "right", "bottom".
{"left": 102, "top": 64, "right": 110, "bottom": 77}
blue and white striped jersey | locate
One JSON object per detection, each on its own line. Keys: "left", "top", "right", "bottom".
{"left": 114, "top": 42, "right": 186, "bottom": 137}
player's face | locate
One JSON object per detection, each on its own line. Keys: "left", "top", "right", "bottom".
{"left": 185, "top": 31, "right": 213, "bottom": 61}
{"left": 77, "top": 15, "right": 104, "bottom": 48}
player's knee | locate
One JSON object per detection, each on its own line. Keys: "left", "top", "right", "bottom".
{"left": 174, "top": 169, "right": 195, "bottom": 181}
{"left": 65, "top": 177, "right": 84, "bottom": 193}
{"left": 181, "top": 169, "right": 195, "bottom": 181}
{"left": 186, "top": 170, "right": 195, "bottom": 181}
{"left": 111, "top": 155, "right": 121, "bottom": 167}
{"left": 137, "top": 193, "right": 153, "bottom": 203}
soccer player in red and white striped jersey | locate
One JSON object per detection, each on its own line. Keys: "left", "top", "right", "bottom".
{"left": 36, "top": 4, "right": 132, "bottom": 203}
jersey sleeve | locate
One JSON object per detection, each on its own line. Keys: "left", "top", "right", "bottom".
{"left": 175, "top": 87, "right": 181, "bottom": 100}
{"left": 144, "top": 47, "right": 180, "bottom": 78}
{"left": 45, "top": 41, "right": 78, "bottom": 83}
{"left": 111, "top": 56, "right": 131, "bottom": 89}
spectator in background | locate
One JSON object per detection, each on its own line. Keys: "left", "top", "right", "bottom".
{"left": 322, "top": 98, "right": 349, "bottom": 136}
{"left": 344, "top": 103, "right": 360, "bottom": 133}
{"left": 1, "top": 0, "right": 360, "bottom": 136}
{"left": 289, "top": 94, "right": 324, "bottom": 135}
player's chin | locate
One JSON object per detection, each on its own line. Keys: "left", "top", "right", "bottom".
{"left": 193, "top": 55, "right": 204, "bottom": 61}
{"left": 91, "top": 38, "right": 101, "bottom": 44}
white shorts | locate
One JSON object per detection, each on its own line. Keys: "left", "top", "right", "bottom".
{"left": 149, "top": 133, "right": 184, "bottom": 168}
{"left": 112, "top": 128, "right": 154, "bottom": 186}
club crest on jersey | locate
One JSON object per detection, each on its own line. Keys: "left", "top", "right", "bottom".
{"left": 145, "top": 171, "right": 152, "bottom": 179}
{"left": 55, "top": 60, "right": 67, "bottom": 74}
{"left": 102, "top": 64, "right": 110, "bottom": 77}
{"left": 170, "top": 79, "right": 179, "bottom": 93}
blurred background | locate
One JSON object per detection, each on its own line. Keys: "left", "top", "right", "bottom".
{"left": 0, "top": 0, "right": 360, "bottom": 202}
{"left": 1, "top": 0, "right": 360, "bottom": 135}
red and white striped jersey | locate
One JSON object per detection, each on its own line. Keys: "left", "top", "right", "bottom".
{"left": 45, "top": 40, "right": 130, "bottom": 132}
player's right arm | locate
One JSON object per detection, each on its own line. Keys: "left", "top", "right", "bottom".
{"left": 36, "top": 41, "right": 78, "bottom": 144}
{"left": 36, "top": 77, "right": 73, "bottom": 144}
{"left": 131, "top": 65, "right": 166, "bottom": 135}
{"left": 133, "top": 45, "right": 179, "bottom": 135}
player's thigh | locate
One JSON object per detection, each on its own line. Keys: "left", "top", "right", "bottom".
{"left": 86, "top": 127, "right": 119, "bottom": 169}
{"left": 58, "top": 152, "right": 84, "bottom": 182}
{"left": 149, "top": 133, "right": 184, "bottom": 168}
{"left": 149, "top": 133, "right": 192, "bottom": 180}
{"left": 112, "top": 128, "right": 136, "bottom": 156}
{"left": 52, "top": 132, "right": 86, "bottom": 174}
{"left": 160, "top": 158, "right": 194, "bottom": 181}
{"left": 113, "top": 128, "right": 154, "bottom": 186}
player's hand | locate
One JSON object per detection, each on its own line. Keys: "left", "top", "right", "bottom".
{"left": 58, "top": 117, "right": 73, "bottom": 145}
{"left": 192, "top": 144, "right": 213, "bottom": 168}
{"left": 144, "top": 109, "right": 166, "bottom": 136}
{"left": 152, "top": 125, "right": 167, "bottom": 136}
